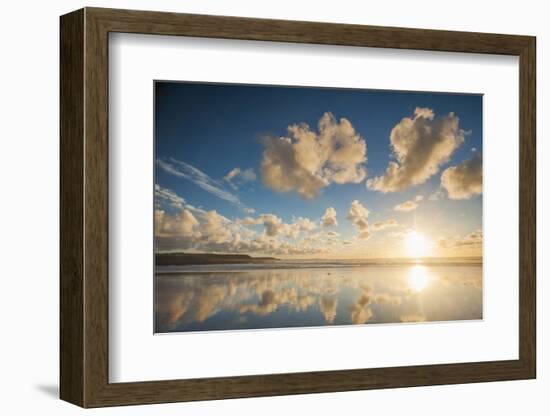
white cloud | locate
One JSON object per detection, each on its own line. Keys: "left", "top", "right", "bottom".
{"left": 347, "top": 200, "right": 370, "bottom": 239}
{"left": 201, "top": 210, "right": 233, "bottom": 244}
{"left": 394, "top": 195, "right": 424, "bottom": 212}
{"left": 261, "top": 214, "right": 287, "bottom": 238}
{"left": 154, "top": 184, "right": 214, "bottom": 219}
{"left": 394, "top": 199, "right": 419, "bottom": 212}
{"left": 437, "top": 229, "right": 483, "bottom": 250}
{"left": 441, "top": 155, "right": 482, "bottom": 200}
{"left": 223, "top": 167, "right": 257, "bottom": 189}
{"left": 261, "top": 112, "right": 367, "bottom": 199}
{"left": 154, "top": 184, "right": 185, "bottom": 209}
{"left": 155, "top": 208, "right": 200, "bottom": 238}
{"left": 367, "top": 107, "right": 465, "bottom": 192}
{"left": 239, "top": 214, "right": 316, "bottom": 238}
{"left": 371, "top": 219, "right": 398, "bottom": 231}
{"left": 155, "top": 208, "right": 325, "bottom": 255}
{"left": 321, "top": 207, "right": 338, "bottom": 227}
{"left": 157, "top": 158, "right": 255, "bottom": 213}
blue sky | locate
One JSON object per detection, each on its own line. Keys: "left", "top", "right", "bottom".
{"left": 154, "top": 81, "right": 483, "bottom": 258}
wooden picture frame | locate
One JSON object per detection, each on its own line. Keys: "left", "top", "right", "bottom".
{"left": 60, "top": 7, "right": 536, "bottom": 408}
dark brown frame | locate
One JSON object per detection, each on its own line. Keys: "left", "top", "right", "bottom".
{"left": 60, "top": 7, "right": 536, "bottom": 408}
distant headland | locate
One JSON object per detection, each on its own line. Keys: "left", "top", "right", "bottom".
{"left": 155, "top": 252, "right": 279, "bottom": 266}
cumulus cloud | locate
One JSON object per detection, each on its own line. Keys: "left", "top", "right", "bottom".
{"left": 257, "top": 214, "right": 284, "bottom": 237}
{"left": 223, "top": 167, "right": 257, "bottom": 189}
{"left": 367, "top": 107, "right": 465, "bottom": 192}
{"left": 347, "top": 200, "right": 371, "bottom": 239}
{"left": 321, "top": 207, "right": 338, "bottom": 227}
{"left": 371, "top": 219, "right": 398, "bottom": 231}
{"left": 156, "top": 204, "right": 329, "bottom": 255}
{"left": 156, "top": 208, "right": 323, "bottom": 255}
{"left": 441, "top": 155, "right": 482, "bottom": 200}
{"left": 393, "top": 196, "right": 423, "bottom": 212}
{"left": 239, "top": 214, "right": 316, "bottom": 238}
{"left": 155, "top": 208, "right": 200, "bottom": 238}
{"left": 261, "top": 112, "right": 367, "bottom": 199}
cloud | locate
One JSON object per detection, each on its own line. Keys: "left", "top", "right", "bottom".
{"left": 321, "top": 207, "right": 338, "bottom": 227}
{"left": 437, "top": 229, "right": 483, "bottom": 251}
{"left": 155, "top": 207, "right": 239, "bottom": 252}
{"left": 154, "top": 184, "right": 216, "bottom": 220}
{"left": 454, "top": 229, "right": 483, "bottom": 247}
{"left": 157, "top": 158, "right": 255, "bottom": 213}
{"left": 240, "top": 214, "right": 316, "bottom": 238}
{"left": 441, "top": 155, "right": 482, "bottom": 199}
{"left": 156, "top": 205, "right": 324, "bottom": 254}
{"left": 223, "top": 167, "right": 257, "bottom": 189}
{"left": 371, "top": 219, "right": 398, "bottom": 231}
{"left": 261, "top": 112, "right": 367, "bottom": 199}
{"left": 347, "top": 200, "right": 371, "bottom": 239}
{"left": 367, "top": 107, "right": 465, "bottom": 192}
{"left": 200, "top": 210, "right": 233, "bottom": 244}
{"left": 155, "top": 208, "right": 200, "bottom": 238}
{"left": 154, "top": 184, "right": 185, "bottom": 209}
{"left": 394, "top": 196, "right": 422, "bottom": 212}
{"left": 257, "top": 214, "right": 283, "bottom": 237}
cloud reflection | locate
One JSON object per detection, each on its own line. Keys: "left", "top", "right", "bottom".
{"left": 155, "top": 264, "right": 482, "bottom": 332}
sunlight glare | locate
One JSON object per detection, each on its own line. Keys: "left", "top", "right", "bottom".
{"left": 404, "top": 230, "right": 432, "bottom": 258}
{"left": 408, "top": 265, "right": 431, "bottom": 292}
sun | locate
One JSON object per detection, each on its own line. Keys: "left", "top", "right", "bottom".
{"left": 403, "top": 230, "right": 432, "bottom": 258}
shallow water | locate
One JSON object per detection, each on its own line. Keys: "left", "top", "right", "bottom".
{"left": 154, "top": 263, "right": 482, "bottom": 333}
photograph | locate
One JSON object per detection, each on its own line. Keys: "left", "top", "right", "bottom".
{"left": 153, "top": 81, "right": 483, "bottom": 333}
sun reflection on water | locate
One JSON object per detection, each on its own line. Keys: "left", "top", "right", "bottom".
{"left": 155, "top": 263, "right": 482, "bottom": 332}
{"left": 408, "top": 265, "right": 431, "bottom": 292}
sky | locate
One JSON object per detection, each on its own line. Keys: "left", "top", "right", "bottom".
{"left": 154, "top": 81, "right": 483, "bottom": 259}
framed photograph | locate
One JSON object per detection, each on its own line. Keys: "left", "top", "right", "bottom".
{"left": 60, "top": 7, "right": 536, "bottom": 407}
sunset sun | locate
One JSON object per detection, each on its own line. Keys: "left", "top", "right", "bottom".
{"left": 404, "top": 230, "right": 432, "bottom": 258}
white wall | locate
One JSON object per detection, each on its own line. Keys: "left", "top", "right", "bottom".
{"left": 0, "top": 0, "right": 545, "bottom": 414}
